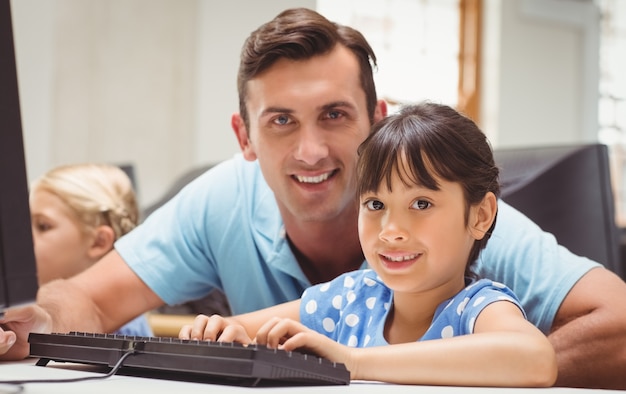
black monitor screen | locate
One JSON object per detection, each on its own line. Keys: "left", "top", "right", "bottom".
{"left": 0, "top": 0, "right": 39, "bottom": 312}
{"left": 495, "top": 143, "right": 623, "bottom": 280}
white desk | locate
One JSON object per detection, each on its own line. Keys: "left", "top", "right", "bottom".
{"left": 0, "top": 359, "right": 621, "bottom": 394}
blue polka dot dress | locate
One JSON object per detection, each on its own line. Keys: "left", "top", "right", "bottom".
{"left": 300, "top": 269, "right": 524, "bottom": 347}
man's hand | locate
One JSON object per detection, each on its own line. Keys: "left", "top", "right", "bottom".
{"left": 549, "top": 267, "right": 626, "bottom": 389}
{"left": 0, "top": 305, "right": 52, "bottom": 360}
{"left": 178, "top": 314, "right": 253, "bottom": 344}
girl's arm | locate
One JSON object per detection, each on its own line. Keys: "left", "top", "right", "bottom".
{"left": 261, "top": 301, "right": 557, "bottom": 387}
{"left": 350, "top": 301, "right": 556, "bottom": 386}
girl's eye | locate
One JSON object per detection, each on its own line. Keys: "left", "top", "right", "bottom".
{"left": 365, "top": 200, "right": 384, "bottom": 211}
{"left": 412, "top": 200, "right": 431, "bottom": 210}
{"left": 35, "top": 221, "right": 52, "bottom": 232}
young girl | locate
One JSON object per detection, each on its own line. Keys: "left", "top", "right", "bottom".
{"left": 179, "top": 103, "right": 557, "bottom": 387}
{"left": 29, "top": 163, "right": 152, "bottom": 337}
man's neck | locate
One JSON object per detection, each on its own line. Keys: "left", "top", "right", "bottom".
{"left": 283, "top": 212, "right": 364, "bottom": 285}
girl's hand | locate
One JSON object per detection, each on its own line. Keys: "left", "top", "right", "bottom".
{"left": 178, "top": 314, "right": 252, "bottom": 344}
{"left": 255, "top": 317, "right": 356, "bottom": 375}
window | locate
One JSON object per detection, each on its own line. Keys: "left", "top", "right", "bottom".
{"left": 597, "top": 0, "right": 626, "bottom": 225}
{"left": 317, "top": 0, "right": 462, "bottom": 114}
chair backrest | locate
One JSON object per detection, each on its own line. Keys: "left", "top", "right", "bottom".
{"left": 141, "top": 163, "right": 215, "bottom": 220}
{"left": 494, "top": 143, "right": 623, "bottom": 279}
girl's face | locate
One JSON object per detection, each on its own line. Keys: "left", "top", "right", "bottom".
{"left": 30, "top": 189, "right": 96, "bottom": 285}
{"left": 358, "top": 158, "right": 479, "bottom": 297}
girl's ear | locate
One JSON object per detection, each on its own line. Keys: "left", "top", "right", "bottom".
{"left": 86, "top": 225, "right": 115, "bottom": 260}
{"left": 231, "top": 113, "right": 257, "bottom": 161}
{"left": 469, "top": 192, "right": 498, "bottom": 240}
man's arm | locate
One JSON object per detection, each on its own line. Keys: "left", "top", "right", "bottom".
{"left": 0, "top": 249, "right": 163, "bottom": 360}
{"left": 549, "top": 266, "right": 626, "bottom": 389}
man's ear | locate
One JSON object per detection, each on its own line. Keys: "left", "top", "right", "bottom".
{"left": 373, "top": 99, "right": 388, "bottom": 124}
{"left": 231, "top": 113, "right": 257, "bottom": 161}
{"left": 469, "top": 192, "right": 498, "bottom": 240}
{"left": 87, "top": 225, "right": 115, "bottom": 260}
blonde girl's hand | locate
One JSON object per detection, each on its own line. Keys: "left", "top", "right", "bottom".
{"left": 0, "top": 304, "right": 53, "bottom": 360}
{"left": 178, "top": 314, "right": 252, "bottom": 344}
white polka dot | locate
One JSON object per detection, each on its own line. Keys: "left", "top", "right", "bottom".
{"left": 363, "top": 335, "right": 371, "bottom": 346}
{"left": 347, "top": 335, "right": 358, "bottom": 347}
{"left": 384, "top": 302, "right": 391, "bottom": 310}
{"left": 492, "top": 281, "right": 506, "bottom": 288}
{"left": 331, "top": 295, "right": 342, "bottom": 309}
{"left": 346, "top": 290, "right": 356, "bottom": 304}
{"left": 322, "top": 318, "right": 335, "bottom": 332}
{"left": 441, "top": 325, "right": 454, "bottom": 338}
{"left": 457, "top": 297, "right": 469, "bottom": 315}
{"left": 365, "top": 297, "right": 376, "bottom": 309}
{"left": 497, "top": 296, "right": 511, "bottom": 301}
{"left": 320, "top": 283, "right": 331, "bottom": 292}
{"left": 472, "top": 296, "right": 486, "bottom": 307}
{"left": 468, "top": 317, "right": 476, "bottom": 333}
{"left": 305, "top": 300, "right": 317, "bottom": 314}
{"left": 345, "top": 314, "right": 359, "bottom": 327}
{"left": 367, "top": 316, "right": 373, "bottom": 326}
{"left": 344, "top": 276, "right": 355, "bottom": 288}
{"left": 363, "top": 277, "right": 376, "bottom": 286}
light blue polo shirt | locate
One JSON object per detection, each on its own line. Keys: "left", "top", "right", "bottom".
{"left": 115, "top": 154, "right": 599, "bottom": 333}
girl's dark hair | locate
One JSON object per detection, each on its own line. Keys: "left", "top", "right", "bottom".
{"left": 356, "top": 102, "right": 500, "bottom": 278}
{"left": 237, "top": 8, "right": 378, "bottom": 129}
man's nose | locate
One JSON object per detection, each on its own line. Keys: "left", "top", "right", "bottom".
{"left": 293, "top": 126, "right": 329, "bottom": 165}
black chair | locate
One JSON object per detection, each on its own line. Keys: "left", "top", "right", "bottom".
{"left": 139, "top": 163, "right": 231, "bottom": 335}
{"left": 494, "top": 143, "right": 623, "bottom": 280}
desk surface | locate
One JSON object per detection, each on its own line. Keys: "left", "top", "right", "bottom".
{"left": 0, "top": 359, "right": 621, "bottom": 394}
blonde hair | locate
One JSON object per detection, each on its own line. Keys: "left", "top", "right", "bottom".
{"left": 30, "top": 163, "right": 139, "bottom": 240}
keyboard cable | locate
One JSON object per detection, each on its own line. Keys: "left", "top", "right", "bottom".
{"left": 0, "top": 344, "right": 138, "bottom": 387}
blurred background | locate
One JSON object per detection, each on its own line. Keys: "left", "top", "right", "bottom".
{"left": 10, "top": 0, "right": 626, "bottom": 223}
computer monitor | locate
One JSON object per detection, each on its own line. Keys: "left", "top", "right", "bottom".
{"left": 494, "top": 143, "right": 624, "bottom": 280}
{"left": 0, "top": 0, "right": 39, "bottom": 312}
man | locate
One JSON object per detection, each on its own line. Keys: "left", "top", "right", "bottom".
{"left": 2, "top": 7, "right": 626, "bottom": 389}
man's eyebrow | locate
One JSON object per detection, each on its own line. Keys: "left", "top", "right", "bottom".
{"left": 261, "top": 107, "right": 294, "bottom": 117}
{"left": 320, "top": 101, "right": 356, "bottom": 112}
{"left": 260, "top": 101, "right": 355, "bottom": 117}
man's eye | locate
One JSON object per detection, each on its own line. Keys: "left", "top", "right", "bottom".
{"left": 412, "top": 200, "right": 431, "bottom": 210}
{"left": 274, "top": 115, "right": 291, "bottom": 125}
{"left": 327, "top": 110, "right": 342, "bottom": 120}
{"left": 365, "top": 200, "right": 384, "bottom": 210}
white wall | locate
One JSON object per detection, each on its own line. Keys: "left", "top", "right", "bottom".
{"left": 481, "top": 0, "right": 600, "bottom": 147}
{"left": 11, "top": 0, "right": 314, "bottom": 208}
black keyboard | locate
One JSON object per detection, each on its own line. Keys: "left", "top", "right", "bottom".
{"left": 28, "top": 332, "right": 350, "bottom": 386}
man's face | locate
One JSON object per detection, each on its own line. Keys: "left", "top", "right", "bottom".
{"left": 238, "top": 46, "right": 376, "bottom": 224}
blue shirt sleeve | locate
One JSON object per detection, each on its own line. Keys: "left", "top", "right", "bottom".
{"left": 475, "top": 200, "right": 600, "bottom": 333}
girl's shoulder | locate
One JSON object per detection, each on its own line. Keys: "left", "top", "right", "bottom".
{"left": 303, "top": 269, "right": 387, "bottom": 299}
{"left": 462, "top": 278, "right": 520, "bottom": 301}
